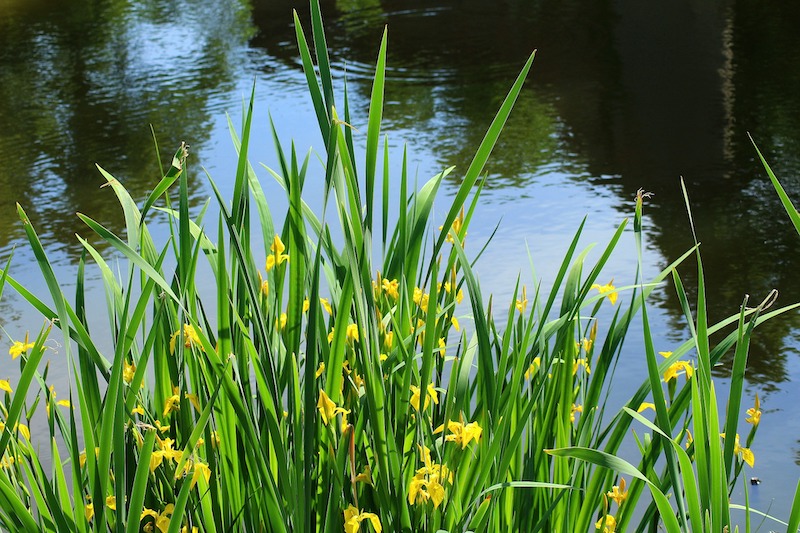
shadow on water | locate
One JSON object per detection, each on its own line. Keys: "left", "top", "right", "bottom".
{"left": 253, "top": 0, "right": 800, "bottom": 386}
{"left": 251, "top": 0, "right": 619, "bottom": 186}
{"left": 596, "top": 0, "right": 800, "bottom": 388}
{"left": 0, "top": 0, "right": 255, "bottom": 261}
{"left": 2, "top": 0, "right": 800, "bottom": 385}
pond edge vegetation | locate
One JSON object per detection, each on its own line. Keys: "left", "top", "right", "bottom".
{"left": 1, "top": 1, "right": 800, "bottom": 531}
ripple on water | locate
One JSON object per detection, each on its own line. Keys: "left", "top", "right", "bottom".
{"left": 323, "top": 2, "right": 536, "bottom": 86}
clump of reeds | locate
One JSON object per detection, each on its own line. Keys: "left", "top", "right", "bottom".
{"left": 1, "top": 1, "right": 799, "bottom": 532}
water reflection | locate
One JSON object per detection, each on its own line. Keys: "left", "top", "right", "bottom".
{"left": 601, "top": 0, "right": 800, "bottom": 386}
{"left": 0, "top": 0, "right": 255, "bottom": 260}
{"left": 262, "top": 0, "right": 800, "bottom": 390}
{"left": 3, "top": 0, "right": 800, "bottom": 385}
{"left": 289, "top": 0, "right": 800, "bottom": 388}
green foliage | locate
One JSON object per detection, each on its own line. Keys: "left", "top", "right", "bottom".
{"left": 0, "top": 2, "right": 798, "bottom": 532}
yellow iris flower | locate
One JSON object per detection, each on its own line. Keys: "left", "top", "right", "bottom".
{"left": 9, "top": 333, "right": 35, "bottom": 359}
{"left": 439, "top": 207, "right": 466, "bottom": 244}
{"left": 570, "top": 403, "right": 583, "bottom": 423}
{"left": 595, "top": 514, "right": 617, "bottom": 533}
{"left": 45, "top": 385, "right": 72, "bottom": 416}
{"left": 733, "top": 433, "right": 755, "bottom": 467}
{"left": 435, "top": 416, "right": 482, "bottom": 449}
{"left": 516, "top": 286, "right": 528, "bottom": 313}
{"left": 149, "top": 437, "right": 183, "bottom": 472}
{"left": 189, "top": 462, "right": 211, "bottom": 489}
{"left": 320, "top": 298, "right": 333, "bottom": 315}
{"left": 442, "top": 278, "right": 464, "bottom": 303}
{"left": 720, "top": 433, "right": 755, "bottom": 467}
{"left": 409, "top": 383, "right": 439, "bottom": 412}
{"left": 260, "top": 275, "right": 269, "bottom": 297}
{"left": 0, "top": 422, "right": 29, "bottom": 440}
{"left": 346, "top": 324, "right": 359, "bottom": 343}
{"left": 580, "top": 337, "right": 593, "bottom": 352}
{"left": 354, "top": 465, "right": 372, "bottom": 485}
{"left": 573, "top": 358, "right": 591, "bottom": 375}
{"left": 265, "top": 234, "right": 289, "bottom": 272}
{"left": 163, "top": 393, "right": 181, "bottom": 417}
{"left": 607, "top": 478, "right": 627, "bottom": 505}
{"left": 591, "top": 280, "right": 618, "bottom": 305}
{"left": 745, "top": 394, "right": 761, "bottom": 426}
{"left": 413, "top": 288, "right": 430, "bottom": 313}
{"left": 383, "top": 331, "right": 394, "bottom": 350}
{"left": 408, "top": 446, "right": 453, "bottom": 508}
{"left": 140, "top": 504, "right": 174, "bottom": 533}
{"left": 524, "top": 357, "right": 541, "bottom": 380}
{"left": 317, "top": 390, "right": 349, "bottom": 426}
{"left": 123, "top": 360, "right": 136, "bottom": 384}
{"left": 381, "top": 278, "right": 399, "bottom": 300}
{"left": 169, "top": 324, "right": 203, "bottom": 354}
{"left": 637, "top": 402, "right": 656, "bottom": 413}
{"left": 79, "top": 448, "right": 100, "bottom": 468}
{"left": 663, "top": 361, "right": 694, "bottom": 382}
{"left": 408, "top": 471, "right": 446, "bottom": 508}
{"left": 343, "top": 505, "right": 382, "bottom": 533}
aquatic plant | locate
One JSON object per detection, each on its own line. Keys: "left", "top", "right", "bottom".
{"left": 1, "top": 1, "right": 798, "bottom": 531}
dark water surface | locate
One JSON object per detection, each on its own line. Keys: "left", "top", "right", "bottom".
{"left": 2, "top": 0, "right": 800, "bottom": 517}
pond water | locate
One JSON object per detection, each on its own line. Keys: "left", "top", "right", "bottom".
{"left": 2, "top": 0, "right": 800, "bottom": 520}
